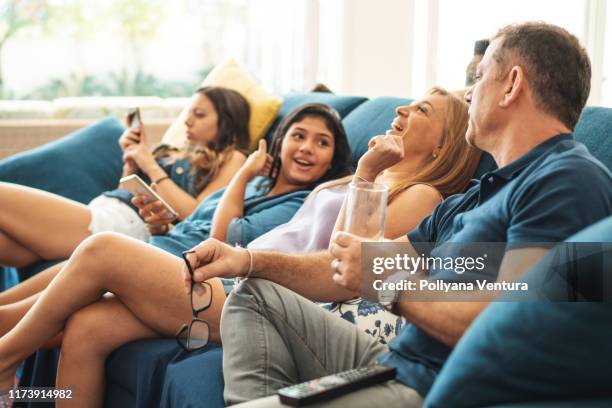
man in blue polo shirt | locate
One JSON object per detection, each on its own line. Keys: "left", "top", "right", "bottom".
{"left": 186, "top": 22, "right": 612, "bottom": 407}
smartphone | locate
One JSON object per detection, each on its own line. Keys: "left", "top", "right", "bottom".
{"left": 126, "top": 107, "right": 142, "bottom": 130}
{"left": 119, "top": 174, "right": 177, "bottom": 220}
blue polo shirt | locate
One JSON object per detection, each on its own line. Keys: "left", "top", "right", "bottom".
{"left": 377, "top": 134, "right": 612, "bottom": 397}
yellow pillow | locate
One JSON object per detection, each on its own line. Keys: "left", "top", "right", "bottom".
{"left": 162, "top": 59, "right": 283, "bottom": 150}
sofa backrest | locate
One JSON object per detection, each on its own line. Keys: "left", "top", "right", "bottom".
{"left": 0, "top": 117, "right": 124, "bottom": 204}
{"left": 424, "top": 215, "right": 612, "bottom": 408}
{"left": 574, "top": 106, "right": 612, "bottom": 171}
{"left": 266, "top": 95, "right": 612, "bottom": 180}
{"left": 263, "top": 92, "right": 367, "bottom": 144}
{"left": 342, "top": 97, "right": 410, "bottom": 167}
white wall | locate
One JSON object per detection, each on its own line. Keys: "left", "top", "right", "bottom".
{"left": 316, "top": 0, "right": 612, "bottom": 106}
{"left": 317, "top": 0, "right": 414, "bottom": 98}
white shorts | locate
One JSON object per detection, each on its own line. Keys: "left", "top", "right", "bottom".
{"left": 88, "top": 196, "right": 151, "bottom": 241}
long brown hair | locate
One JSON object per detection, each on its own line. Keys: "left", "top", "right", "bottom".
{"left": 387, "top": 87, "right": 481, "bottom": 202}
{"left": 155, "top": 86, "right": 250, "bottom": 193}
{"left": 266, "top": 103, "right": 353, "bottom": 192}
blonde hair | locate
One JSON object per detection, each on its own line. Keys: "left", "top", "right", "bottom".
{"left": 387, "top": 86, "right": 482, "bottom": 202}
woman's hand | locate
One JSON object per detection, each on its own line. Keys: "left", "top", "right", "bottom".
{"left": 123, "top": 140, "right": 159, "bottom": 176}
{"left": 118, "top": 128, "right": 141, "bottom": 151}
{"left": 239, "top": 139, "right": 272, "bottom": 180}
{"left": 132, "top": 195, "right": 176, "bottom": 235}
{"left": 355, "top": 134, "right": 404, "bottom": 182}
{"left": 119, "top": 128, "right": 141, "bottom": 174}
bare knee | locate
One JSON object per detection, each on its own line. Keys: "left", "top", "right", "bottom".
{"left": 73, "top": 232, "right": 124, "bottom": 258}
{"left": 68, "top": 232, "right": 128, "bottom": 278}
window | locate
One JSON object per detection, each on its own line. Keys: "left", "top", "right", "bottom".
{"left": 427, "top": 0, "right": 587, "bottom": 95}
{"left": 0, "top": 0, "right": 308, "bottom": 100}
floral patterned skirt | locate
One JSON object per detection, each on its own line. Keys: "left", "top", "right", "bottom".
{"left": 321, "top": 298, "right": 405, "bottom": 345}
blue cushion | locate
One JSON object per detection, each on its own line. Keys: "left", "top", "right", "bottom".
{"left": 574, "top": 107, "right": 612, "bottom": 171}
{"left": 264, "top": 92, "right": 367, "bottom": 144}
{"left": 160, "top": 346, "right": 224, "bottom": 408}
{"left": 105, "top": 339, "right": 224, "bottom": 408}
{"left": 343, "top": 97, "right": 412, "bottom": 167}
{"left": 0, "top": 117, "right": 125, "bottom": 286}
{"left": 0, "top": 117, "right": 125, "bottom": 204}
{"left": 106, "top": 339, "right": 180, "bottom": 407}
{"left": 424, "top": 215, "right": 612, "bottom": 407}
{"left": 0, "top": 267, "right": 19, "bottom": 291}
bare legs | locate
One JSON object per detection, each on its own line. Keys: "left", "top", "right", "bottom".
{"left": 0, "top": 294, "right": 40, "bottom": 337}
{"left": 56, "top": 295, "right": 158, "bottom": 408}
{"left": 0, "top": 182, "right": 93, "bottom": 267}
{"left": 0, "top": 232, "right": 226, "bottom": 406}
{"left": 0, "top": 262, "right": 64, "bottom": 305}
{"left": 0, "top": 263, "right": 64, "bottom": 339}
{"left": 0, "top": 231, "right": 38, "bottom": 267}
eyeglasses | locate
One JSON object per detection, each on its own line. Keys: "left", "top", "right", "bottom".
{"left": 175, "top": 250, "right": 212, "bottom": 352}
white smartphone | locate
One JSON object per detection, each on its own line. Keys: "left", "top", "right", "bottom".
{"left": 119, "top": 174, "right": 178, "bottom": 220}
{"left": 126, "top": 107, "right": 142, "bottom": 130}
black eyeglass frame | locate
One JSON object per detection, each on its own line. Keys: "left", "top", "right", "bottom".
{"left": 175, "top": 250, "right": 213, "bottom": 352}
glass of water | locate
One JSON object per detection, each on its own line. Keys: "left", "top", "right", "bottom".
{"left": 343, "top": 181, "right": 388, "bottom": 240}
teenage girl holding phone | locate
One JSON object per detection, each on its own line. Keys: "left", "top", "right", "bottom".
{"left": 0, "top": 86, "right": 250, "bottom": 269}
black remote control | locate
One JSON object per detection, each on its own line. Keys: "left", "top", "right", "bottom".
{"left": 277, "top": 364, "right": 397, "bottom": 406}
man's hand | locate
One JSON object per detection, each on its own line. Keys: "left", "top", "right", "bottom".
{"left": 329, "top": 231, "right": 366, "bottom": 292}
{"left": 131, "top": 195, "right": 175, "bottom": 235}
{"left": 182, "top": 239, "right": 250, "bottom": 294}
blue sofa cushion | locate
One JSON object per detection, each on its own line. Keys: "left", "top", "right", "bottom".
{"left": 105, "top": 339, "right": 223, "bottom": 408}
{"left": 574, "top": 106, "right": 612, "bottom": 171}
{"left": 0, "top": 117, "right": 125, "bottom": 287}
{"left": 0, "top": 117, "right": 125, "bottom": 204}
{"left": 264, "top": 92, "right": 367, "bottom": 144}
{"left": 342, "top": 97, "right": 411, "bottom": 168}
{"left": 424, "top": 216, "right": 612, "bottom": 408}
{"left": 160, "top": 345, "right": 224, "bottom": 408}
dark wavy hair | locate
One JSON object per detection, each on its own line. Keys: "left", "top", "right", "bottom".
{"left": 155, "top": 86, "right": 250, "bottom": 192}
{"left": 196, "top": 86, "right": 250, "bottom": 153}
{"left": 265, "top": 103, "right": 353, "bottom": 192}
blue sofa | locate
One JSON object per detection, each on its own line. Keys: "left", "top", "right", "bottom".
{"left": 1, "top": 92, "right": 610, "bottom": 407}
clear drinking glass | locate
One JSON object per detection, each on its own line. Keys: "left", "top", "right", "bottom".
{"left": 343, "top": 181, "right": 388, "bottom": 240}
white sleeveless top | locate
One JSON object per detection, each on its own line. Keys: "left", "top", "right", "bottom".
{"left": 248, "top": 184, "right": 348, "bottom": 253}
